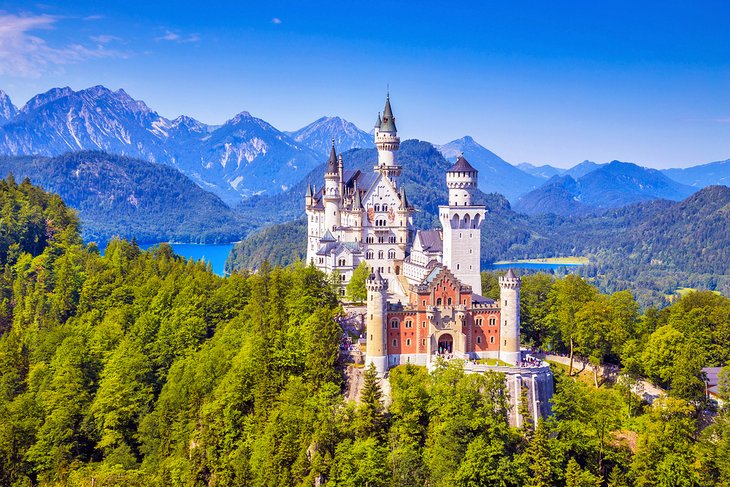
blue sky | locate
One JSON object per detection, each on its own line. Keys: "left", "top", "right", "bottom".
{"left": 0, "top": 0, "right": 728, "bottom": 168}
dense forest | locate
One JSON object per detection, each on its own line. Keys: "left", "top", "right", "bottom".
{"left": 0, "top": 152, "right": 249, "bottom": 244}
{"left": 0, "top": 177, "right": 729, "bottom": 486}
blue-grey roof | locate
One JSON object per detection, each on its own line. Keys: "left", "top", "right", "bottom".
{"left": 417, "top": 230, "right": 442, "bottom": 253}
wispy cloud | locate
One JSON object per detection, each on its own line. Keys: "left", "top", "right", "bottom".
{"left": 90, "top": 34, "right": 121, "bottom": 44}
{"left": 0, "top": 13, "right": 122, "bottom": 77}
{"left": 717, "top": 118, "right": 730, "bottom": 124}
{"left": 84, "top": 15, "right": 104, "bottom": 21}
{"left": 156, "top": 30, "right": 200, "bottom": 43}
{"left": 271, "top": 18, "right": 282, "bottom": 25}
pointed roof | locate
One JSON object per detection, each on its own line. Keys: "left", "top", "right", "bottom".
{"left": 327, "top": 139, "right": 338, "bottom": 173}
{"left": 504, "top": 269, "right": 517, "bottom": 279}
{"left": 447, "top": 154, "right": 477, "bottom": 173}
{"left": 305, "top": 183, "right": 313, "bottom": 198}
{"left": 374, "top": 112, "right": 382, "bottom": 128}
{"left": 399, "top": 187, "right": 409, "bottom": 209}
{"left": 321, "top": 230, "right": 336, "bottom": 242}
{"left": 379, "top": 95, "right": 397, "bottom": 133}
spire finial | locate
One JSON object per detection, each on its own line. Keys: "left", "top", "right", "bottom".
{"left": 331, "top": 137, "right": 335, "bottom": 148}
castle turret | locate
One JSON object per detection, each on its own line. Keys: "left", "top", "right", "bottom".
{"left": 366, "top": 270, "right": 388, "bottom": 376}
{"left": 499, "top": 269, "right": 521, "bottom": 365}
{"left": 324, "top": 140, "right": 341, "bottom": 231}
{"left": 374, "top": 95, "right": 401, "bottom": 180}
{"left": 439, "top": 155, "right": 485, "bottom": 294}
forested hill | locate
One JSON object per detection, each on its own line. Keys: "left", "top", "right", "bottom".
{"left": 0, "top": 152, "right": 248, "bottom": 244}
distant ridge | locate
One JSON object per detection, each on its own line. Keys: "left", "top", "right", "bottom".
{"left": 514, "top": 161, "right": 695, "bottom": 216}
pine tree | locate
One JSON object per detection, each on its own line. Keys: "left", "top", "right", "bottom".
{"left": 356, "top": 363, "right": 385, "bottom": 440}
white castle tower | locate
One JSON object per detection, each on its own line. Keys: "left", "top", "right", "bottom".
{"left": 323, "top": 141, "right": 341, "bottom": 232}
{"left": 374, "top": 95, "right": 402, "bottom": 180}
{"left": 499, "top": 269, "right": 521, "bottom": 365}
{"left": 438, "top": 155, "right": 486, "bottom": 294}
{"left": 365, "top": 270, "right": 388, "bottom": 376}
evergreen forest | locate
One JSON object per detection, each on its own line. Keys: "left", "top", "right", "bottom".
{"left": 0, "top": 178, "right": 729, "bottom": 486}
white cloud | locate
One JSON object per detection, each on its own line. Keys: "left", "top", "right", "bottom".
{"left": 156, "top": 30, "right": 200, "bottom": 43}
{"left": 717, "top": 118, "right": 730, "bottom": 124}
{"left": 271, "top": 17, "right": 282, "bottom": 25}
{"left": 90, "top": 34, "right": 121, "bottom": 44}
{"left": 0, "top": 13, "right": 121, "bottom": 78}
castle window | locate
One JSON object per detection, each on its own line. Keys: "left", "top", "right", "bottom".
{"left": 447, "top": 297, "right": 452, "bottom": 306}
{"left": 389, "top": 236, "right": 396, "bottom": 243}
{"left": 477, "top": 336, "right": 482, "bottom": 344}
{"left": 375, "top": 204, "right": 381, "bottom": 211}
{"left": 436, "top": 298, "right": 442, "bottom": 306}
{"left": 504, "top": 340, "right": 507, "bottom": 346}
{"left": 367, "top": 236, "right": 374, "bottom": 243}
{"left": 422, "top": 339, "right": 426, "bottom": 346}
{"left": 422, "top": 300, "right": 426, "bottom": 306}
{"left": 459, "top": 233, "right": 462, "bottom": 239}
{"left": 406, "top": 338, "right": 411, "bottom": 346}
{"left": 388, "top": 249, "right": 396, "bottom": 259}
{"left": 422, "top": 321, "right": 426, "bottom": 328}
{"left": 489, "top": 318, "right": 496, "bottom": 326}
{"left": 367, "top": 251, "right": 373, "bottom": 259}
{"left": 456, "top": 264, "right": 460, "bottom": 270}
{"left": 504, "top": 300, "right": 507, "bottom": 306}
{"left": 378, "top": 236, "right": 384, "bottom": 243}
{"left": 490, "top": 336, "right": 495, "bottom": 344}
{"left": 505, "top": 320, "right": 507, "bottom": 326}
{"left": 391, "top": 320, "right": 399, "bottom": 329}
{"left": 476, "top": 318, "right": 483, "bottom": 326}
{"left": 383, "top": 205, "right": 388, "bottom": 211}
{"left": 405, "top": 320, "right": 413, "bottom": 328}
{"left": 378, "top": 250, "right": 384, "bottom": 259}
{"left": 392, "top": 339, "right": 398, "bottom": 347}
{"left": 340, "top": 289, "right": 345, "bottom": 296}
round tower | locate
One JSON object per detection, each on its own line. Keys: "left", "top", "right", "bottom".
{"left": 324, "top": 140, "right": 341, "bottom": 231}
{"left": 366, "top": 270, "right": 388, "bottom": 376}
{"left": 446, "top": 155, "right": 478, "bottom": 206}
{"left": 374, "top": 95, "right": 401, "bottom": 179}
{"left": 499, "top": 269, "right": 521, "bottom": 365}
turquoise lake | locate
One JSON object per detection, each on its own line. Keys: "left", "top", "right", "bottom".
{"left": 139, "top": 243, "right": 234, "bottom": 276}
{"left": 484, "top": 262, "right": 584, "bottom": 271}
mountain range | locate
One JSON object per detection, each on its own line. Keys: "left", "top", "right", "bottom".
{"left": 513, "top": 161, "right": 696, "bottom": 216}
{"left": 0, "top": 85, "right": 727, "bottom": 216}
{"left": 0, "top": 86, "right": 373, "bottom": 205}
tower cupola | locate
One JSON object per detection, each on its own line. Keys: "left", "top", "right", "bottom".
{"left": 446, "top": 155, "right": 478, "bottom": 206}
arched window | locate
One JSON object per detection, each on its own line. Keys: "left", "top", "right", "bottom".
{"left": 406, "top": 338, "right": 411, "bottom": 346}
{"left": 375, "top": 204, "right": 381, "bottom": 211}
{"left": 378, "top": 250, "right": 384, "bottom": 259}
{"left": 367, "top": 236, "right": 374, "bottom": 243}
{"left": 382, "top": 204, "right": 388, "bottom": 211}
{"left": 366, "top": 250, "right": 373, "bottom": 259}
{"left": 447, "top": 297, "right": 452, "bottom": 306}
{"left": 476, "top": 336, "right": 482, "bottom": 344}
{"left": 436, "top": 298, "right": 442, "bottom": 306}
{"left": 388, "top": 249, "right": 396, "bottom": 259}
{"left": 391, "top": 320, "right": 399, "bottom": 328}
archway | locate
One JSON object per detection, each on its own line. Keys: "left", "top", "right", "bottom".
{"left": 395, "top": 265, "right": 400, "bottom": 275}
{"left": 438, "top": 334, "right": 453, "bottom": 354}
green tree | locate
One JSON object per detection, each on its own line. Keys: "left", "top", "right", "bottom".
{"left": 346, "top": 261, "right": 369, "bottom": 303}
{"left": 356, "top": 363, "right": 385, "bottom": 440}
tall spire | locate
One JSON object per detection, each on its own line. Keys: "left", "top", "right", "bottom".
{"left": 353, "top": 181, "right": 362, "bottom": 209}
{"left": 327, "top": 138, "right": 338, "bottom": 173}
{"left": 380, "top": 94, "right": 397, "bottom": 133}
{"left": 374, "top": 112, "right": 382, "bottom": 128}
{"left": 306, "top": 182, "right": 313, "bottom": 198}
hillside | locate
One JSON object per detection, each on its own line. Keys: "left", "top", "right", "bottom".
{"left": 0, "top": 152, "right": 248, "bottom": 244}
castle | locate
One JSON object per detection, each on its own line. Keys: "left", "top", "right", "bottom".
{"left": 305, "top": 94, "right": 484, "bottom": 296}
{"left": 306, "top": 96, "right": 553, "bottom": 424}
